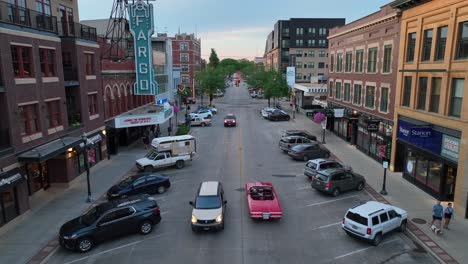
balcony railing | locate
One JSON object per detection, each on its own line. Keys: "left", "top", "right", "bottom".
{"left": 0, "top": 1, "right": 58, "bottom": 32}
{"left": 58, "top": 21, "right": 97, "bottom": 41}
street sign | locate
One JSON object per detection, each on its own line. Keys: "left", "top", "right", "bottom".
{"left": 128, "top": 0, "right": 158, "bottom": 95}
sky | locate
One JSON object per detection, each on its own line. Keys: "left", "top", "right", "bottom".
{"left": 78, "top": 0, "right": 391, "bottom": 60}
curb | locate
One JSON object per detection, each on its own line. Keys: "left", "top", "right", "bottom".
{"left": 27, "top": 166, "right": 139, "bottom": 264}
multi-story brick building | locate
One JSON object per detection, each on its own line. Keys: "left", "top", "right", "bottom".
{"left": 390, "top": 0, "right": 468, "bottom": 218}
{"left": 264, "top": 18, "right": 345, "bottom": 80}
{"left": 0, "top": 0, "right": 103, "bottom": 227}
{"left": 327, "top": 5, "right": 401, "bottom": 163}
{"left": 171, "top": 33, "right": 201, "bottom": 97}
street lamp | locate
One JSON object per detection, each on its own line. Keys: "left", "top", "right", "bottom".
{"left": 380, "top": 160, "right": 389, "bottom": 195}
{"left": 81, "top": 134, "right": 92, "bottom": 203}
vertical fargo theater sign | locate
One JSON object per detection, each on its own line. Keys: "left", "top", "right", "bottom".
{"left": 128, "top": 0, "right": 158, "bottom": 95}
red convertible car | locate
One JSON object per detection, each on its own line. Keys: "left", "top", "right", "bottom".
{"left": 245, "top": 182, "right": 282, "bottom": 220}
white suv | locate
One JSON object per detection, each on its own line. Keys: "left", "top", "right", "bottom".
{"left": 342, "top": 201, "right": 407, "bottom": 246}
{"left": 189, "top": 181, "right": 226, "bottom": 232}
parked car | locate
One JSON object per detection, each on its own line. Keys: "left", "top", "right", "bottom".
{"left": 267, "top": 110, "right": 290, "bottom": 121}
{"left": 282, "top": 130, "right": 317, "bottom": 141}
{"left": 189, "top": 109, "right": 213, "bottom": 119}
{"left": 224, "top": 114, "right": 237, "bottom": 127}
{"left": 304, "top": 159, "right": 351, "bottom": 179}
{"left": 279, "top": 136, "right": 313, "bottom": 152}
{"left": 245, "top": 182, "right": 282, "bottom": 220}
{"left": 213, "top": 90, "right": 224, "bottom": 98}
{"left": 107, "top": 173, "right": 171, "bottom": 200}
{"left": 342, "top": 201, "right": 407, "bottom": 246}
{"left": 190, "top": 181, "right": 227, "bottom": 232}
{"left": 59, "top": 195, "right": 161, "bottom": 253}
{"left": 311, "top": 168, "right": 365, "bottom": 197}
{"left": 191, "top": 116, "right": 212, "bottom": 127}
{"left": 261, "top": 107, "right": 276, "bottom": 119}
{"left": 288, "top": 143, "right": 330, "bottom": 161}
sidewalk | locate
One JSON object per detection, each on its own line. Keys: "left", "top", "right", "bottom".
{"left": 282, "top": 104, "right": 464, "bottom": 264}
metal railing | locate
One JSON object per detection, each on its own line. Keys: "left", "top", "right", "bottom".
{"left": 58, "top": 21, "right": 97, "bottom": 41}
{"left": 0, "top": 1, "right": 58, "bottom": 32}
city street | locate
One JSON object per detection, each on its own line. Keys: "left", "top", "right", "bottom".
{"left": 45, "top": 82, "right": 437, "bottom": 264}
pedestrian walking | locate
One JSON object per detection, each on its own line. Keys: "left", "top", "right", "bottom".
{"left": 443, "top": 202, "right": 455, "bottom": 229}
{"left": 142, "top": 132, "right": 149, "bottom": 149}
{"left": 431, "top": 200, "right": 444, "bottom": 230}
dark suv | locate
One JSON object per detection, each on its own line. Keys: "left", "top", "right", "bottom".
{"left": 311, "top": 168, "right": 366, "bottom": 197}
{"left": 59, "top": 195, "right": 161, "bottom": 253}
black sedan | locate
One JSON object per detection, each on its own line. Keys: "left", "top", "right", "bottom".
{"left": 282, "top": 130, "right": 317, "bottom": 141}
{"left": 288, "top": 143, "right": 330, "bottom": 161}
{"left": 267, "top": 110, "right": 290, "bottom": 121}
{"left": 107, "top": 173, "right": 170, "bottom": 200}
{"left": 59, "top": 195, "right": 161, "bottom": 253}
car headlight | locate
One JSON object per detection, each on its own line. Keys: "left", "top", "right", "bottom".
{"left": 63, "top": 234, "right": 78, "bottom": 239}
{"left": 216, "top": 214, "right": 223, "bottom": 223}
{"left": 191, "top": 215, "right": 197, "bottom": 224}
{"left": 110, "top": 193, "right": 120, "bottom": 197}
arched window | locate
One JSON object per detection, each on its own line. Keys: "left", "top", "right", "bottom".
{"left": 105, "top": 86, "right": 113, "bottom": 118}
{"left": 126, "top": 83, "right": 133, "bottom": 110}
{"left": 113, "top": 85, "right": 120, "bottom": 115}
{"left": 120, "top": 84, "right": 127, "bottom": 112}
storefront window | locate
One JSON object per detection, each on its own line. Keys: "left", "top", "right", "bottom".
{"left": 1, "top": 188, "right": 18, "bottom": 223}
{"left": 405, "top": 151, "right": 416, "bottom": 177}
{"left": 415, "top": 155, "right": 428, "bottom": 184}
{"left": 27, "top": 163, "right": 48, "bottom": 194}
{"left": 427, "top": 161, "right": 442, "bottom": 192}
{"left": 369, "top": 133, "right": 377, "bottom": 156}
{"left": 445, "top": 166, "right": 456, "bottom": 200}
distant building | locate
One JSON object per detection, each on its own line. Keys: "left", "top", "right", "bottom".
{"left": 264, "top": 18, "right": 345, "bottom": 82}
{"left": 254, "top": 56, "right": 266, "bottom": 65}
{"left": 170, "top": 33, "right": 201, "bottom": 97}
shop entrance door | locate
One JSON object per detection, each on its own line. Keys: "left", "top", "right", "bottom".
{"left": 27, "top": 162, "right": 50, "bottom": 194}
{"left": 443, "top": 165, "right": 456, "bottom": 201}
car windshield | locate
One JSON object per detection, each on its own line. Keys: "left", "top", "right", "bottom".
{"left": 346, "top": 211, "right": 368, "bottom": 226}
{"left": 293, "top": 144, "right": 310, "bottom": 151}
{"left": 306, "top": 162, "right": 317, "bottom": 170}
{"left": 225, "top": 115, "right": 235, "bottom": 119}
{"left": 315, "top": 173, "right": 329, "bottom": 181}
{"left": 145, "top": 149, "right": 158, "bottom": 159}
{"left": 81, "top": 205, "right": 106, "bottom": 226}
{"left": 195, "top": 196, "right": 221, "bottom": 209}
{"left": 118, "top": 176, "right": 137, "bottom": 188}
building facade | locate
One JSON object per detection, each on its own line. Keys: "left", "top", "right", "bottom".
{"left": 264, "top": 18, "right": 345, "bottom": 78}
{"left": 327, "top": 5, "right": 401, "bottom": 163}
{"left": 171, "top": 33, "right": 201, "bottom": 97}
{"left": 390, "top": 0, "right": 468, "bottom": 218}
{"left": 0, "top": 0, "right": 104, "bottom": 227}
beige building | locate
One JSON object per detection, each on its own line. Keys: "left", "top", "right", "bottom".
{"left": 390, "top": 0, "right": 468, "bottom": 218}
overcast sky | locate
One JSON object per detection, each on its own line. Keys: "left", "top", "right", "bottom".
{"left": 78, "top": 0, "right": 391, "bottom": 60}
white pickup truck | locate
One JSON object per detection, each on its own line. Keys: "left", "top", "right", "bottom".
{"left": 136, "top": 151, "right": 192, "bottom": 171}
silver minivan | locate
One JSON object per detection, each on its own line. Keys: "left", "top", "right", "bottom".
{"left": 189, "top": 181, "right": 226, "bottom": 232}
{"left": 279, "top": 136, "right": 312, "bottom": 152}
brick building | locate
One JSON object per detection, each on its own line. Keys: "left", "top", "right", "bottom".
{"left": 327, "top": 4, "right": 401, "bottom": 163}
{"left": 0, "top": 0, "right": 104, "bottom": 227}
{"left": 390, "top": 0, "right": 468, "bottom": 218}
{"left": 171, "top": 33, "right": 201, "bottom": 97}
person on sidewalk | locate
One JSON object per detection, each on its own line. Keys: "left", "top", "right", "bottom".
{"left": 443, "top": 202, "right": 455, "bottom": 229}
{"left": 431, "top": 200, "right": 444, "bottom": 229}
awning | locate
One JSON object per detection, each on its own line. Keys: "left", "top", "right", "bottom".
{"left": 0, "top": 168, "right": 25, "bottom": 192}
{"left": 18, "top": 136, "right": 82, "bottom": 163}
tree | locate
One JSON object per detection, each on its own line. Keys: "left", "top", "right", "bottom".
{"left": 208, "top": 48, "right": 220, "bottom": 69}
{"left": 263, "top": 70, "right": 290, "bottom": 107}
{"left": 197, "top": 67, "right": 224, "bottom": 106}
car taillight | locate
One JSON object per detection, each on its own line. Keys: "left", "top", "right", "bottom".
{"left": 367, "top": 228, "right": 372, "bottom": 235}
{"left": 325, "top": 182, "right": 331, "bottom": 188}
{"left": 342, "top": 218, "right": 345, "bottom": 224}
{"left": 287, "top": 144, "right": 291, "bottom": 148}
{"left": 153, "top": 207, "right": 160, "bottom": 214}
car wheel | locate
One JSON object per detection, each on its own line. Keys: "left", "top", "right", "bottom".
{"left": 372, "top": 233, "right": 382, "bottom": 246}
{"left": 139, "top": 220, "right": 153, "bottom": 235}
{"left": 144, "top": 166, "right": 153, "bottom": 173}
{"left": 303, "top": 155, "right": 309, "bottom": 161}
{"left": 324, "top": 152, "right": 330, "bottom": 158}
{"left": 356, "top": 182, "right": 365, "bottom": 191}
{"left": 332, "top": 188, "right": 340, "bottom": 197}
{"left": 77, "top": 237, "right": 93, "bottom": 253}
{"left": 220, "top": 221, "right": 225, "bottom": 231}
{"left": 286, "top": 116, "right": 290, "bottom": 121}
{"left": 207, "top": 115, "right": 212, "bottom": 119}
{"left": 399, "top": 220, "right": 407, "bottom": 232}
{"left": 175, "top": 160, "right": 185, "bottom": 169}
{"left": 157, "top": 185, "right": 166, "bottom": 194}
{"left": 201, "top": 123, "right": 206, "bottom": 127}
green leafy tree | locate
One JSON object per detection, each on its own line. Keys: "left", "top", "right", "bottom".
{"left": 197, "top": 67, "right": 224, "bottom": 106}
{"left": 208, "top": 48, "right": 220, "bottom": 69}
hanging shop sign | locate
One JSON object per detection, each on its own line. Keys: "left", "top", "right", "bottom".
{"left": 128, "top": 0, "right": 158, "bottom": 95}
{"left": 441, "top": 135, "right": 460, "bottom": 162}
{"left": 286, "top": 67, "right": 295, "bottom": 88}
{"left": 366, "top": 120, "right": 380, "bottom": 132}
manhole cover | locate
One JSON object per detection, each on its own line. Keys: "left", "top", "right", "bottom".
{"left": 272, "top": 174, "right": 296, "bottom": 178}
{"left": 411, "top": 218, "right": 427, "bottom": 225}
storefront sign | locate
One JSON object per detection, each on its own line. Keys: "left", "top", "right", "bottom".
{"left": 0, "top": 172, "right": 24, "bottom": 191}
{"left": 397, "top": 120, "right": 442, "bottom": 155}
{"left": 128, "top": 0, "right": 158, "bottom": 95}
{"left": 367, "top": 120, "right": 379, "bottom": 132}
{"left": 441, "top": 135, "right": 460, "bottom": 162}
{"left": 398, "top": 123, "right": 432, "bottom": 138}
{"left": 334, "top": 109, "right": 344, "bottom": 118}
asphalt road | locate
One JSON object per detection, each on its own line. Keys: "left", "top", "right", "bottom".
{"left": 46, "top": 82, "right": 436, "bottom": 264}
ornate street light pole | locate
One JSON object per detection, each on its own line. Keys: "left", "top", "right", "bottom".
{"left": 82, "top": 134, "right": 92, "bottom": 203}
